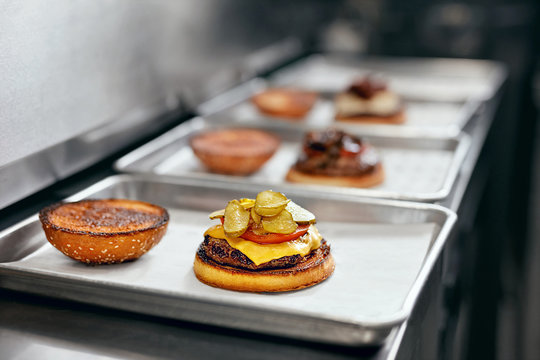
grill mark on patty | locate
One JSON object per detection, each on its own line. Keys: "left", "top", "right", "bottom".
{"left": 197, "top": 235, "right": 328, "bottom": 271}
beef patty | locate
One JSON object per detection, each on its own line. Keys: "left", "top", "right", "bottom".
{"left": 197, "top": 235, "right": 329, "bottom": 271}
{"left": 293, "top": 128, "right": 380, "bottom": 176}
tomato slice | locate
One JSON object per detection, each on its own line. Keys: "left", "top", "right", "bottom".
{"left": 240, "top": 225, "right": 310, "bottom": 244}
{"left": 219, "top": 217, "right": 309, "bottom": 244}
{"left": 339, "top": 135, "right": 364, "bottom": 157}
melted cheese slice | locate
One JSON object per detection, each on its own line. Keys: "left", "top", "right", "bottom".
{"left": 204, "top": 224, "right": 322, "bottom": 266}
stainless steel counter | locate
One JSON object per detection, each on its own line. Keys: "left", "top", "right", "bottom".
{"left": 0, "top": 57, "right": 504, "bottom": 359}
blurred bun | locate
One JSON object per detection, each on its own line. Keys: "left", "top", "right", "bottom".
{"left": 252, "top": 88, "right": 317, "bottom": 119}
{"left": 286, "top": 163, "right": 385, "bottom": 188}
{"left": 190, "top": 128, "right": 280, "bottom": 175}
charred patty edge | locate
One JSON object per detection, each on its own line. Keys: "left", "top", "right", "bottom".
{"left": 197, "top": 235, "right": 329, "bottom": 271}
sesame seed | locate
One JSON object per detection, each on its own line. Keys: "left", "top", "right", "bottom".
{"left": 78, "top": 247, "right": 82, "bottom": 250}
{"left": 89, "top": 248, "right": 94, "bottom": 251}
{"left": 67, "top": 244, "right": 71, "bottom": 247}
{"left": 101, "top": 249, "right": 108, "bottom": 254}
{"left": 114, "top": 245, "right": 119, "bottom": 248}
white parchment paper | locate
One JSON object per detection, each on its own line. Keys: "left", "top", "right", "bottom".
{"left": 13, "top": 208, "right": 436, "bottom": 324}
{"left": 154, "top": 142, "right": 453, "bottom": 196}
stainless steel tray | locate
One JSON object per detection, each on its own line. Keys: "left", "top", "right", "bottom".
{"left": 114, "top": 117, "right": 470, "bottom": 202}
{"left": 198, "top": 54, "right": 505, "bottom": 137}
{"left": 199, "top": 78, "right": 480, "bottom": 138}
{"left": 267, "top": 54, "right": 506, "bottom": 102}
{"left": 0, "top": 175, "right": 456, "bottom": 346}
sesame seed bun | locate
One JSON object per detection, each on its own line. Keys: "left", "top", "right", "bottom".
{"left": 193, "top": 240, "right": 334, "bottom": 292}
{"left": 39, "top": 199, "right": 169, "bottom": 264}
{"left": 190, "top": 128, "right": 280, "bottom": 175}
{"left": 335, "top": 108, "right": 406, "bottom": 124}
{"left": 286, "top": 163, "right": 385, "bottom": 188}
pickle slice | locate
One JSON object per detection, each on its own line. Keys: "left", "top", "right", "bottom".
{"left": 254, "top": 190, "right": 290, "bottom": 217}
{"left": 239, "top": 198, "right": 255, "bottom": 210}
{"left": 285, "top": 201, "right": 316, "bottom": 225}
{"left": 223, "top": 200, "right": 250, "bottom": 238}
{"left": 209, "top": 209, "right": 225, "bottom": 220}
{"left": 261, "top": 209, "right": 298, "bottom": 234}
{"left": 209, "top": 199, "right": 254, "bottom": 220}
{"left": 251, "top": 207, "right": 261, "bottom": 224}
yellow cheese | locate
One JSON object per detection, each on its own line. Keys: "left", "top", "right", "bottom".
{"left": 204, "top": 224, "right": 322, "bottom": 266}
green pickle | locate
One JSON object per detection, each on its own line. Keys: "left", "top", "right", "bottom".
{"left": 251, "top": 207, "right": 261, "bottom": 224}
{"left": 239, "top": 198, "right": 255, "bottom": 210}
{"left": 261, "top": 209, "right": 298, "bottom": 234}
{"left": 209, "top": 209, "right": 225, "bottom": 220}
{"left": 254, "top": 190, "right": 290, "bottom": 217}
{"left": 223, "top": 200, "right": 250, "bottom": 238}
{"left": 213, "top": 191, "right": 317, "bottom": 238}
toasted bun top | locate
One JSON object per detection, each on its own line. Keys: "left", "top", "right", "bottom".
{"left": 39, "top": 199, "right": 169, "bottom": 235}
{"left": 190, "top": 129, "right": 280, "bottom": 157}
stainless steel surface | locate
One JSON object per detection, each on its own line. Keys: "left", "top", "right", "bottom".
{"left": 199, "top": 72, "right": 482, "bottom": 139}
{"left": 268, "top": 54, "right": 506, "bottom": 102}
{"left": 0, "top": 0, "right": 335, "bottom": 210}
{"left": 0, "top": 174, "right": 456, "bottom": 345}
{"left": 197, "top": 54, "right": 504, "bottom": 138}
{"left": 0, "top": 289, "right": 389, "bottom": 360}
{"left": 0, "top": 106, "right": 179, "bottom": 212}
{"left": 114, "top": 117, "right": 470, "bottom": 202}
{"left": 0, "top": 0, "right": 509, "bottom": 356}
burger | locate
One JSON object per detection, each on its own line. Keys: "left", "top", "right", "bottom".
{"left": 335, "top": 76, "right": 406, "bottom": 124}
{"left": 193, "top": 190, "right": 334, "bottom": 292}
{"left": 286, "top": 128, "right": 385, "bottom": 188}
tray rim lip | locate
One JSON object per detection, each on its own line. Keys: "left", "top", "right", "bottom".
{"left": 0, "top": 174, "right": 456, "bottom": 332}
{"left": 267, "top": 53, "right": 508, "bottom": 100}
{"left": 113, "top": 116, "right": 471, "bottom": 202}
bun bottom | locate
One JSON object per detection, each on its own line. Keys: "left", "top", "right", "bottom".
{"left": 193, "top": 248, "right": 334, "bottom": 292}
{"left": 285, "top": 163, "right": 384, "bottom": 188}
{"left": 256, "top": 108, "right": 307, "bottom": 120}
{"left": 335, "top": 109, "right": 406, "bottom": 124}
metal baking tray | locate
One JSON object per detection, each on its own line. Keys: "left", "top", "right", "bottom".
{"left": 199, "top": 53, "right": 505, "bottom": 137}
{"left": 267, "top": 54, "right": 506, "bottom": 101}
{"left": 114, "top": 117, "right": 470, "bottom": 202}
{"left": 199, "top": 77, "right": 480, "bottom": 138}
{"left": 0, "top": 175, "right": 456, "bottom": 346}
